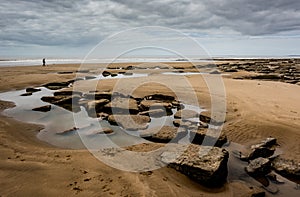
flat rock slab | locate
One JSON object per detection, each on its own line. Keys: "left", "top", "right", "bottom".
{"left": 174, "top": 109, "right": 199, "bottom": 119}
{"left": 106, "top": 97, "right": 139, "bottom": 114}
{"left": 245, "top": 157, "right": 271, "bottom": 176}
{"left": 161, "top": 144, "right": 229, "bottom": 187}
{"left": 139, "top": 100, "right": 173, "bottom": 112}
{"left": 108, "top": 115, "right": 150, "bottom": 130}
{"left": 32, "top": 105, "right": 51, "bottom": 112}
{"left": 139, "top": 126, "right": 186, "bottom": 143}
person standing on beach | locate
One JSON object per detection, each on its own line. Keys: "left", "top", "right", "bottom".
{"left": 42, "top": 58, "right": 46, "bottom": 66}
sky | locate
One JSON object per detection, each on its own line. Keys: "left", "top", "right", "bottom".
{"left": 1, "top": 0, "right": 300, "bottom": 59}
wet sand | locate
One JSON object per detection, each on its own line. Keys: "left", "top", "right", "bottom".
{"left": 0, "top": 61, "right": 299, "bottom": 196}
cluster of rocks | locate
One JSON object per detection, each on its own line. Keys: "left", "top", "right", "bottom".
{"left": 20, "top": 87, "right": 41, "bottom": 96}
{"left": 234, "top": 137, "right": 300, "bottom": 193}
{"left": 217, "top": 59, "right": 300, "bottom": 85}
{"left": 33, "top": 88, "right": 230, "bottom": 187}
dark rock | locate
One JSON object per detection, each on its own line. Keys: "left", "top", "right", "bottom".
{"left": 111, "top": 73, "right": 118, "bottom": 77}
{"left": 245, "top": 157, "right": 271, "bottom": 176}
{"left": 108, "top": 115, "right": 150, "bottom": 130}
{"left": 32, "top": 105, "right": 51, "bottom": 112}
{"left": 161, "top": 144, "right": 229, "bottom": 187}
{"left": 85, "top": 76, "right": 96, "bottom": 80}
{"left": 20, "top": 92, "right": 32, "bottom": 96}
{"left": 84, "top": 92, "right": 112, "bottom": 100}
{"left": 145, "top": 94, "right": 175, "bottom": 101}
{"left": 53, "top": 91, "right": 83, "bottom": 97}
{"left": 26, "top": 87, "right": 41, "bottom": 93}
{"left": 125, "top": 65, "right": 133, "bottom": 70}
{"left": 247, "top": 147, "right": 275, "bottom": 160}
{"left": 102, "top": 70, "right": 111, "bottom": 77}
{"left": 57, "top": 71, "right": 73, "bottom": 74}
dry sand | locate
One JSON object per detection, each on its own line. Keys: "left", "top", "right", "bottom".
{"left": 0, "top": 62, "right": 299, "bottom": 196}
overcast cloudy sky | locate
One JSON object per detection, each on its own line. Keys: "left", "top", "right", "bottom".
{"left": 1, "top": 0, "right": 300, "bottom": 58}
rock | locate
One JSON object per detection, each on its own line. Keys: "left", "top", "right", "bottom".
{"left": 138, "top": 109, "right": 167, "bottom": 118}
{"left": 53, "top": 90, "right": 83, "bottom": 96}
{"left": 108, "top": 115, "right": 150, "bottom": 130}
{"left": 87, "top": 99, "right": 110, "bottom": 112}
{"left": 41, "top": 95, "right": 81, "bottom": 112}
{"left": 139, "top": 126, "right": 187, "bottom": 143}
{"left": 139, "top": 100, "right": 173, "bottom": 112}
{"left": 262, "top": 138, "right": 277, "bottom": 147}
{"left": 272, "top": 157, "right": 300, "bottom": 179}
{"left": 145, "top": 94, "right": 175, "bottom": 101}
{"left": 89, "top": 128, "right": 114, "bottom": 135}
{"left": 245, "top": 157, "right": 271, "bottom": 176}
{"left": 84, "top": 92, "right": 112, "bottom": 100}
{"left": 174, "top": 109, "right": 199, "bottom": 119}
{"left": 20, "top": 92, "right": 32, "bottom": 96}
{"left": 105, "top": 97, "right": 139, "bottom": 114}
{"left": 125, "top": 65, "right": 133, "bottom": 70}
{"left": 57, "top": 71, "right": 73, "bottom": 74}
{"left": 251, "top": 191, "right": 265, "bottom": 197}
{"left": 111, "top": 73, "right": 118, "bottom": 77}
{"left": 97, "top": 112, "right": 109, "bottom": 119}
{"left": 247, "top": 147, "right": 275, "bottom": 160}
{"left": 199, "top": 111, "right": 212, "bottom": 123}
{"left": 266, "top": 173, "right": 285, "bottom": 184}
{"left": 32, "top": 105, "right": 51, "bottom": 112}
{"left": 26, "top": 87, "right": 41, "bottom": 93}
{"left": 161, "top": 144, "right": 229, "bottom": 187}
{"left": 43, "top": 82, "right": 70, "bottom": 90}
{"left": 85, "top": 76, "right": 96, "bottom": 80}
{"left": 190, "top": 129, "right": 228, "bottom": 147}
{"left": 102, "top": 70, "right": 111, "bottom": 77}
{"left": 57, "top": 127, "right": 78, "bottom": 135}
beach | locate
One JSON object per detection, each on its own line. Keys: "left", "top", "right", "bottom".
{"left": 0, "top": 60, "right": 299, "bottom": 196}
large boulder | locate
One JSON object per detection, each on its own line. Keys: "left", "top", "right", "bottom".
{"left": 245, "top": 157, "right": 271, "bottom": 176}
{"left": 139, "top": 126, "right": 187, "bottom": 143}
{"left": 108, "top": 115, "right": 150, "bottom": 130}
{"left": 161, "top": 144, "right": 229, "bottom": 187}
{"left": 41, "top": 95, "right": 81, "bottom": 112}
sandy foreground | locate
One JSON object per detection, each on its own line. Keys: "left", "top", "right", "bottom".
{"left": 0, "top": 62, "right": 299, "bottom": 196}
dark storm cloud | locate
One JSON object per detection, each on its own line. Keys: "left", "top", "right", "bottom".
{"left": 0, "top": 0, "right": 299, "bottom": 48}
